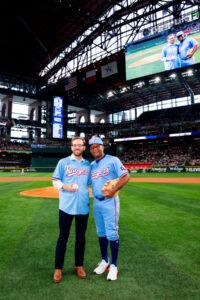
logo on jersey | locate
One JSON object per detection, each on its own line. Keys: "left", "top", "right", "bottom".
{"left": 65, "top": 166, "right": 89, "bottom": 177}
{"left": 120, "top": 166, "right": 127, "bottom": 171}
{"left": 91, "top": 168, "right": 109, "bottom": 180}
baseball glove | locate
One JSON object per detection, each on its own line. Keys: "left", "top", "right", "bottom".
{"left": 101, "top": 178, "right": 119, "bottom": 197}
{"left": 186, "top": 47, "right": 194, "bottom": 58}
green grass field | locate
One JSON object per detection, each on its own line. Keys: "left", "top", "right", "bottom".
{"left": 0, "top": 174, "right": 200, "bottom": 299}
{"left": 129, "top": 172, "right": 200, "bottom": 178}
{"left": 1, "top": 172, "right": 200, "bottom": 178}
{"left": 0, "top": 172, "right": 53, "bottom": 177}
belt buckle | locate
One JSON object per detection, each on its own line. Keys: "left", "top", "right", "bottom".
{"left": 96, "top": 196, "right": 105, "bottom": 201}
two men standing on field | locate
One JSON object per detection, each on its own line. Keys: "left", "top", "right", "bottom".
{"left": 52, "top": 136, "right": 129, "bottom": 282}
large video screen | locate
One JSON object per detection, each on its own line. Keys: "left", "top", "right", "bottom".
{"left": 125, "top": 20, "right": 200, "bottom": 81}
{"left": 52, "top": 96, "right": 63, "bottom": 139}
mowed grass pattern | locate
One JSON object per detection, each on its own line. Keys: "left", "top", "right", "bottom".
{"left": 0, "top": 179, "right": 200, "bottom": 299}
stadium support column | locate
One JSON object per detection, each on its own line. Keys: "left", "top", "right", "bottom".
{"left": 75, "top": 109, "right": 90, "bottom": 136}
{"left": 86, "top": 108, "right": 90, "bottom": 124}
{"left": 36, "top": 103, "right": 42, "bottom": 142}
{"left": 182, "top": 79, "right": 194, "bottom": 105}
{"left": 0, "top": 94, "right": 13, "bottom": 141}
{"left": 95, "top": 112, "right": 108, "bottom": 123}
{"left": 63, "top": 100, "right": 68, "bottom": 139}
{"left": 95, "top": 112, "right": 109, "bottom": 136}
{"left": 28, "top": 101, "right": 41, "bottom": 143}
{"left": 46, "top": 100, "right": 52, "bottom": 139}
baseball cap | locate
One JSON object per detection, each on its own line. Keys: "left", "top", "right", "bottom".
{"left": 89, "top": 136, "right": 103, "bottom": 146}
{"left": 176, "top": 31, "right": 184, "bottom": 37}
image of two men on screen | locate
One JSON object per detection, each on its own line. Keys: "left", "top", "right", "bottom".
{"left": 161, "top": 31, "right": 199, "bottom": 71}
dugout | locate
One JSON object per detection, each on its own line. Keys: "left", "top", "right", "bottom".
{"left": 31, "top": 144, "right": 114, "bottom": 172}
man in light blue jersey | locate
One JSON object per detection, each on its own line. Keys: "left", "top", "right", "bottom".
{"left": 161, "top": 34, "right": 180, "bottom": 70}
{"left": 89, "top": 136, "right": 129, "bottom": 281}
{"left": 176, "top": 31, "right": 199, "bottom": 67}
{"left": 52, "top": 136, "right": 91, "bottom": 282}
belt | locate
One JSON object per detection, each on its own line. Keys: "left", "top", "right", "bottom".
{"left": 95, "top": 196, "right": 105, "bottom": 201}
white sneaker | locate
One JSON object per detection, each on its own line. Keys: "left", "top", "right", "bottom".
{"left": 107, "top": 264, "right": 118, "bottom": 281}
{"left": 93, "top": 259, "right": 109, "bottom": 275}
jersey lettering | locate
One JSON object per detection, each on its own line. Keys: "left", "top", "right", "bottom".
{"left": 91, "top": 168, "right": 109, "bottom": 180}
{"left": 65, "top": 166, "right": 89, "bottom": 177}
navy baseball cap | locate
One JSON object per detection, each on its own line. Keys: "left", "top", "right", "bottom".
{"left": 89, "top": 136, "right": 103, "bottom": 146}
{"left": 176, "top": 31, "right": 184, "bottom": 37}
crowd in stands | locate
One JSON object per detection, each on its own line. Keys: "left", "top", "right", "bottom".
{"left": 176, "top": 19, "right": 200, "bottom": 35}
{"left": 116, "top": 104, "right": 200, "bottom": 138}
{"left": 117, "top": 141, "right": 200, "bottom": 166}
{"left": 0, "top": 139, "right": 31, "bottom": 151}
{"left": 0, "top": 139, "right": 31, "bottom": 167}
{"left": 31, "top": 138, "right": 67, "bottom": 149}
{"left": 0, "top": 152, "right": 31, "bottom": 168}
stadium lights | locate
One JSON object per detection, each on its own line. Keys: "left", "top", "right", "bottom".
{"left": 169, "top": 73, "right": 176, "bottom": 79}
{"left": 187, "top": 69, "right": 193, "bottom": 76}
{"left": 135, "top": 81, "right": 145, "bottom": 88}
{"left": 107, "top": 91, "right": 114, "bottom": 98}
{"left": 120, "top": 87, "right": 128, "bottom": 93}
{"left": 0, "top": 84, "right": 8, "bottom": 89}
{"left": 114, "top": 136, "right": 146, "bottom": 142}
{"left": 170, "top": 132, "right": 191, "bottom": 137}
{"left": 114, "top": 131, "right": 200, "bottom": 143}
{"left": 155, "top": 77, "right": 161, "bottom": 83}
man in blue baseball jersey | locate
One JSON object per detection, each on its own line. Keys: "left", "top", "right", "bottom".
{"left": 89, "top": 136, "right": 129, "bottom": 281}
{"left": 161, "top": 34, "right": 180, "bottom": 70}
{"left": 52, "top": 137, "right": 91, "bottom": 282}
{"left": 176, "top": 31, "right": 199, "bottom": 67}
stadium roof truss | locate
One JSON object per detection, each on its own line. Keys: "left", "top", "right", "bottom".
{"left": 0, "top": 0, "right": 200, "bottom": 114}
{"left": 41, "top": 0, "right": 200, "bottom": 83}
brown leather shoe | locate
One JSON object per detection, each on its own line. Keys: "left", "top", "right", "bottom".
{"left": 74, "top": 266, "right": 86, "bottom": 279}
{"left": 53, "top": 269, "right": 62, "bottom": 282}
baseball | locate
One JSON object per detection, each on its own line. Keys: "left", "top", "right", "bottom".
{"left": 72, "top": 183, "right": 78, "bottom": 190}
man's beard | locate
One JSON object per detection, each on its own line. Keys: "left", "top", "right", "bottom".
{"left": 74, "top": 152, "right": 82, "bottom": 157}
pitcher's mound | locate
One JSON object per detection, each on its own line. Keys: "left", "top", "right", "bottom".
{"left": 20, "top": 186, "right": 93, "bottom": 198}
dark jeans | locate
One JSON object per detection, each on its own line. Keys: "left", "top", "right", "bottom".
{"left": 55, "top": 209, "right": 89, "bottom": 269}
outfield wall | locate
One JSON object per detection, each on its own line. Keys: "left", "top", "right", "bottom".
{"left": 1, "top": 165, "right": 200, "bottom": 173}
{"left": 126, "top": 165, "right": 200, "bottom": 173}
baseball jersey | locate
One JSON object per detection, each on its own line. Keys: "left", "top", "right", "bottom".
{"left": 178, "top": 37, "right": 198, "bottom": 65}
{"left": 161, "top": 44, "right": 179, "bottom": 70}
{"left": 52, "top": 155, "right": 91, "bottom": 215}
{"left": 91, "top": 155, "right": 128, "bottom": 198}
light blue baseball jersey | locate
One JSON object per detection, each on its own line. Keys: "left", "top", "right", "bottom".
{"left": 52, "top": 155, "right": 91, "bottom": 215}
{"left": 161, "top": 44, "right": 179, "bottom": 70}
{"left": 178, "top": 37, "right": 198, "bottom": 66}
{"left": 91, "top": 154, "right": 128, "bottom": 198}
{"left": 91, "top": 154, "right": 128, "bottom": 240}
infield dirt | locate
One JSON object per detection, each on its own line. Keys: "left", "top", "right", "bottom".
{"left": 0, "top": 177, "right": 199, "bottom": 198}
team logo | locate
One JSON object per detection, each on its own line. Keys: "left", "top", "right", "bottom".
{"left": 91, "top": 168, "right": 109, "bottom": 180}
{"left": 120, "top": 166, "right": 127, "bottom": 171}
{"left": 65, "top": 166, "right": 89, "bottom": 177}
